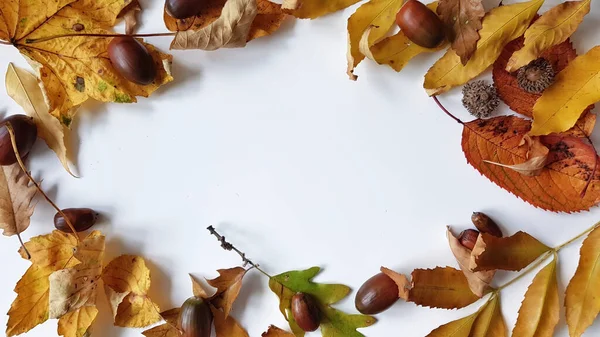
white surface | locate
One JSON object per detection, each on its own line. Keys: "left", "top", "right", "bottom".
{"left": 1, "top": 0, "right": 600, "bottom": 336}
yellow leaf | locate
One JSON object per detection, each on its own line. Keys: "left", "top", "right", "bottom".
{"left": 408, "top": 267, "right": 479, "bottom": 309}
{"left": 262, "top": 325, "right": 295, "bottom": 337}
{"left": 142, "top": 308, "right": 181, "bottom": 337}
{"left": 565, "top": 225, "right": 600, "bottom": 337}
{"left": 346, "top": 0, "right": 404, "bottom": 80}
{"left": 470, "top": 232, "right": 551, "bottom": 272}
{"left": 281, "top": 0, "right": 361, "bottom": 19}
{"left": 426, "top": 310, "right": 478, "bottom": 336}
{"left": 212, "top": 305, "right": 249, "bottom": 337}
{"left": 21, "top": 230, "right": 79, "bottom": 267}
{"left": 506, "top": 0, "right": 591, "bottom": 72}
{"left": 529, "top": 46, "right": 600, "bottom": 136}
{"left": 512, "top": 257, "right": 559, "bottom": 337}
{"left": 207, "top": 267, "right": 248, "bottom": 318}
{"left": 57, "top": 306, "right": 99, "bottom": 337}
{"left": 470, "top": 295, "right": 506, "bottom": 337}
{"left": 423, "top": 0, "right": 544, "bottom": 95}
{"left": 0, "top": 164, "right": 37, "bottom": 237}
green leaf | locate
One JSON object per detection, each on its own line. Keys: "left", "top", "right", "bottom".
{"left": 269, "top": 267, "right": 375, "bottom": 337}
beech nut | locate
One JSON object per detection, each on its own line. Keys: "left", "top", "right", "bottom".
{"left": 396, "top": 0, "right": 445, "bottom": 48}
{"left": 355, "top": 272, "right": 399, "bottom": 315}
{"left": 166, "top": 0, "right": 205, "bottom": 19}
{"left": 108, "top": 36, "right": 157, "bottom": 85}
{"left": 291, "top": 293, "right": 321, "bottom": 332}
{"left": 0, "top": 115, "right": 38, "bottom": 166}
{"left": 471, "top": 212, "right": 503, "bottom": 237}
{"left": 54, "top": 208, "right": 99, "bottom": 233}
{"left": 179, "top": 296, "right": 213, "bottom": 337}
{"left": 458, "top": 229, "right": 480, "bottom": 250}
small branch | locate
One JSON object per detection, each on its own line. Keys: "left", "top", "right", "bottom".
{"left": 554, "top": 220, "right": 600, "bottom": 252}
{"left": 207, "top": 226, "right": 272, "bottom": 278}
{"left": 432, "top": 96, "right": 464, "bottom": 125}
{"left": 25, "top": 32, "right": 176, "bottom": 44}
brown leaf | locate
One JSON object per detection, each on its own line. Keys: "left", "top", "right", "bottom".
{"left": 248, "top": 0, "right": 287, "bottom": 41}
{"left": 0, "top": 164, "right": 37, "bottom": 237}
{"left": 470, "top": 232, "right": 550, "bottom": 272}
{"left": 207, "top": 267, "right": 247, "bottom": 317}
{"left": 190, "top": 274, "right": 210, "bottom": 299}
{"left": 437, "top": 0, "right": 484, "bottom": 64}
{"left": 142, "top": 308, "right": 181, "bottom": 337}
{"left": 483, "top": 134, "right": 549, "bottom": 176}
{"left": 408, "top": 267, "right": 479, "bottom": 309}
{"left": 119, "top": 0, "right": 142, "bottom": 35}
{"left": 380, "top": 267, "right": 410, "bottom": 300}
{"left": 446, "top": 227, "right": 494, "bottom": 297}
{"left": 212, "top": 305, "right": 249, "bottom": 337}
{"left": 262, "top": 325, "right": 295, "bottom": 337}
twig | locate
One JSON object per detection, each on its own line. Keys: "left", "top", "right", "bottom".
{"left": 25, "top": 32, "right": 176, "bottom": 44}
{"left": 554, "top": 220, "right": 600, "bottom": 252}
{"left": 207, "top": 226, "right": 272, "bottom": 278}
{"left": 433, "top": 96, "right": 465, "bottom": 125}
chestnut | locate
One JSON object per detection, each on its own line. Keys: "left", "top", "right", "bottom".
{"left": 179, "top": 297, "right": 213, "bottom": 337}
{"left": 54, "top": 208, "right": 99, "bottom": 233}
{"left": 166, "top": 0, "right": 205, "bottom": 19}
{"left": 0, "top": 115, "right": 37, "bottom": 166}
{"left": 291, "top": 293, "right": 321, "bottom": 332}
{"left": 396, "top": 0, "right": 445, "bottom": 48}
{"left": 472, "top": 212, "right": 503, "bottom": 237}
{"left": 108, "top": 36, "right": 156, "bottom": 85}
{"left": 355, "top": 272, "right": 398, "bottom": 315}
{"left": 458, "top": 229, "right": 480, "bottom": 250}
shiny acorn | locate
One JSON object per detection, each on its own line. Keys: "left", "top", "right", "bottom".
{"left": 458, "top": 229, "right": 480, "bottom": 250}
{"left": 396, "top": 0, "right": 445, "bottom": 48}
{"left": 166, "top": 0, "right": 205, "bottom": 19}
{"left": 0, "top": 115, "right": 38, "bottom": 166}
{"left": 291, "top": 293, "right": 321, "bottom": 332}
{"left": 179, "top": 296, "right": 213, "bottom": 337}
{"left": 108, "top": 36, "right": 157, "bottom": 85}
{"left": 355, "top": 272, "right": 399, "bottom": 315}
{"left": 471, "top": 212, "right": 503, "bottom": 237}
{"left": 54, "top": 208, "right": 99, "bottom": 233}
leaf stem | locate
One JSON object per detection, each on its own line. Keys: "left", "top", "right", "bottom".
{"left": 0, "top": 40, "right": 11, "bottom": 45}
{"left": 554, "top": 220, "right": 600, "bottom": 252}
{"left": 206, "top": 225, "right": 272, "bottom": 278}
{"left": 432, "top": 96, "right": 464, "bottom": 125}
{"left": 25, "top": 32, "right": 176, "bottom": 44}
{"left": 16, "top": 232, "right": 30, "bottom": 259}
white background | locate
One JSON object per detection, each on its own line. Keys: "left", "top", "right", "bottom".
{"left": 1, "top": 0, "right": 600, "bottom": 336}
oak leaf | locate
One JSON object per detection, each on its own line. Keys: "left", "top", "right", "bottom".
{"left": 212, "top": 305, "right": 249, "bottom": 337}
{"left": 470, "top": 232, "right": 550, "bottom": 272}
{"left": 0, "top": 0, "right": 173, "bottom": 126}
{"left": 436, "top": 0, "right": 484, "bottom": 64}
{"left": 408, "top": 267, "right": 479, "bottom": 309}
{"left": 565, "top": 225, "right": 600, "bottom": 337}
{"left": 380, "top": 267, "right": 410, "bottom": 300}
{"left": 263, "top": 325, "right": 296, "bottom": 337}
{"left": 281, "top": 0, "right": 361, "bottom": 19}
{"left": 207, "top": 267, "right": 247, "bottom": 318}
{"left": 5, "top": 64, "right": 74, "bottom": 175}
{"left": 269, "top": 267, "right": 375, "bottom": 337}
{"left": 0, "top": 164, "right": 37, "bottom": 237}
{"left": 462, "top": 115, "right": 600, "bottom": 212}
{"left": 447, "top": 227, "right": 494, "bottom": 297}
{"left": 101, "top": 255, "right": 162, "bottom": 327}
{"left": 423, "top": 0, "right": 543, "bottom": 95}
{"left": 506, "top": 0, "right": 591, "bottom": 72}
{"left": 512, "top": 257, "right": 559, "bottom": 337}
{"left": 142, "top": 308, "right": 181, "bottom": 337}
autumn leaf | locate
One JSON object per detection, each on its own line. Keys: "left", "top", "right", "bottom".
{"left": 263, "top": 325, "right": 296, "bottom": 337}
{"left": 1, "top": 0, "right": 173, "bottom": 126}
{"left": 5, "top": 63, "right": 75, "bottom": 175}
{"left": 269, "top": 267, "right": 375, "bottom": 337}
{"left": 101, "top": 255, "right": 162, "bottom": 327}
{"left": 506, "top": 0, "right": 591, "bottom": 72}
{"left": 57, "top": 306, "right": 99, "bottom": 337}
{"left": 462, "top": 115, "right": 600, "bottom": 212}
{"left": 190, "top": 274, "right": 210, "bottom": 298}
{"left": 346, "top": 0, "right": 404, "bottom": 80}
{"left": 565, "top": 225, "right": 600, "bottom": 337}
{"left": 483, "top": 134, "right": 549, "bottom": 177}
{"left": 447, "top": 228, "right": 494, "bottom": 297}
{"left": 436, "top": 0, "right": 484, "bottom": 64}
{"left": 119, "top": 0, "right": 142, "bottom": 35}
{"left": 529, "top": 46, "right": 600, "bottom": 136}
{"left": 0, "top": 164, "right": 37, "bottom": 237}
{"left": 512, "top": 257, "right": 559, "bottom": 337}
{"left": 212, "top": 305, "right": 249, "bottom": 337}
{"left": 408, "top": 267, "right": 479, "bottom": 309}
{"left": 207, "top": 267, "right": 248, "bottom": 317}
{"left": 142, "top": 308, "right": 181, "bottom": 337}
{"left": 424, "top": 0, "right": 543, "bottom": 95}
{"left": 380, "top": 267, "right": 410, "bottom": 300}
{"left": 281, "top": 0, "right": 361, "bottom": 19}
{"left": 470, "top": 232, "right": 550, "bottom": 272}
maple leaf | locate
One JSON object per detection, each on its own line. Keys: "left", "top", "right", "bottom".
{"left": 0, "top": 163, "right": 37, "bottom": 238}
{"left": 565, "top": 225, "right": 600, "bottom": 337}
{"left": 212, "top": 305, "right": 249, "bottom": 337}
{"left": 281, "top": 0, "right": 362, "bottom": 19}
{"left": 346, "top": 0, "right": 404, "bottom": 80}
{"left": 101, "top": 255, "right": 162, "bottom": 327}
{"left": 269, "top": 267, "right": 375, "bottom": 337}
{"left": 506, "top": 0, "right": 591, "bottom": 72}
{"left": 436, "top": 0, "right": 484, "bottom": 64}
{"left": 263, "top": 325, "right": 295, "bottom": 337}
{"left": 207, "top": 267, "right": 248, "bottom": 318}
{"left": 470, "top": 232, "right": 550, "bottom": 272}
{"left": 142, "top": 308, "right": 181, "bottom": 337}
{"left": 512, "top": 257, "right": 559, "bottom": 337}
{"left": 462, "top": 115, "right": 600, "bottom": 212}
{"left": 408, "top": 267, "right": 479, "bottom": 309}
{"left": 5, "top": 63, "right": 74, "bottom": 175}
{"left": 423, "top": 0, "right": 543, "bottom": 95}
{"left": 0, "top": 0, "right": 173, "bottom": 126}
{"left": 447, "top": 227, "right": 494, "bottom": 297}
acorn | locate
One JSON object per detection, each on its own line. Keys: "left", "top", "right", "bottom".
{"left": 396, "top": 0, "right": 445, "bottom": 48}
{"left": 517, "top": 58, "right": 555, "bottom": 94}
{"left": 355, "top": 273, "right": 399, "bottom": 315}
{"left": 291, "top": 293, "right": 321, "bottom": 332}
{"left": 471, "top": 212, "right": 503, "bottom": 237}
{"left": 179, "top": 297, "right": 213, "bottom": 337}
{"left": 166, "top": 0, "right": 205, "bottom": 19}
{"left": 458, "top": 229, "right": 480, "bottom": 250}
{"left": 54, "top": 208, "right": 99, "bottom": 233}
{"left": 108, "top": 36, "right": 157, "bottom": 85}
{"left": 0, "top": 115, "right": 37, "bottom": 166}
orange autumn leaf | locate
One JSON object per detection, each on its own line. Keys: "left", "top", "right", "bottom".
{"left": 470, "top": 232, "right": 550, "bottom": 272}
{"left": 408, "top": 267, "right": 479, "bottom": 309}
{"left": 207, "top": 267, "right": 248, "bottom": 318}
{"left": 262, "top": 325, "right": 295, "bottom": 337}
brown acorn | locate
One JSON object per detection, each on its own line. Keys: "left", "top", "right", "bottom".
{"left": 108, "top": 36, "right": 157, "bottom": 85}
{"left": 179, "top": 297, "right": 213, "bottom": 337}
{"left": 471, "top": 212, "right": 503, "bottom": 237}
{"left": 54, "top": 208, "right": 99, "bottom": 233}
{"left": 355, "top": 272, "right": 399, "bottom": 315}
{"left": 0, "top": 115, "right": 38, "bottom": 166}
{"left": 291, "top": 293, "right": 321, "bottom": 332}
{"left": 396, "top": 0, "right": 445, "bottom": 48}
{"left": 458, "top": 229, "right": 480, "bottom": 250}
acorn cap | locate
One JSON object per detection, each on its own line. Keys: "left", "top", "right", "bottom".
{"left": 461, "top": 80, "right": 500, "bottom": 119}
{"left": 517, "top": 58, "right": 555, "bottom": 94}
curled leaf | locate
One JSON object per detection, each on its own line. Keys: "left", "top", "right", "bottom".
{"left": 470, "top": 232, "right": 550, "bottom": 272}
{"left": 408, "top": 267, "right": 479, "bottom": 309}
{"left": 207, "top": 267, "right": 248, "bottom": 318}
{"left": 119, "top": 0, "right": 142, "bottom": 35}
{"left": 436, "top": 0, "right": 484, "bottom": 64}
{"left": 447, "top": 227, "right": 494, "bottom": 297}
{"left": 190, "top": 274, "right": 210, "bottom": 299}
{"left": 483, "top": 134, "right": 549, "bottom": 176}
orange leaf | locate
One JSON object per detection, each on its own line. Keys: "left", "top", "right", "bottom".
{"left": 380, "top": 267, "right": 410, "bottom": 300}
{"left": 470, "top": 232, "right": 550, "bottom": 272}
{"left": 262, "top": 325, "right": 295, "bottom": 337}
{"left": 408, "top": 267, "right": 479, "bottom": 309}
{"left": 207, "top": 267, "right": 247, "bottom": 318}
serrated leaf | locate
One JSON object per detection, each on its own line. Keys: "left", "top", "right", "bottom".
{"left": 408, "top": 267, "right": 479, "bottom": 309}
{"left": 212, "top": 305, "right": 249, "bottom": 337}
{"left": 506, "top": 0, "right": 591, "bottom": 72}
{"left": 447, "top": 228, "right": 494, "bottom": 297}
{"left": 437, "top": 0, "right": 484, "bottom": 64}
{"left": 281, "top": 0, "right": 361, "bottom": 19}
{"left": 483, "top": 134, "right": 549, "bottom": 177}
{"left": 207, "top": 267, "right": 247, "bottom": 318}
{"left": 565, "top": 225, "right": 600, "bottom": 337}
{"left": 0, "top": 164, "right": 37, "bottom": 237}
{"left": 426, "top": 311, "right": 478, "bottom": 337}
{"left": 470, "top": 232, "right": 550, "bottom": 272}
{"left": 424, "top": 0, "right": 544, "bottom": 95}
{"left": 530, "top": 46, "right": 600, "bottom": 136}
{"left": 263, "top": 325, "right": 295, "bottom": 337}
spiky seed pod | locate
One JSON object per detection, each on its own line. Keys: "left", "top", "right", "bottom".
{"left": 517, "top": 58, "right": 555, "bottom": 94}
{"left": 462, "top": 80, "right": 500, "bottom": 119}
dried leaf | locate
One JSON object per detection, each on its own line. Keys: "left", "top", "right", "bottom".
{"left": 512, "top": 257, "right": 559, "bottom": 337}
{"left": 483, "top": 134, "right": 549, "bottom": 176}
{"left": 380, "top": 267, "right": 410, "bottom": 300}
{"left": 0, "top": 164, "right": 37, "bottom": 237}
{"left": 281, "top": 0, "right": 361, "bottom": 19}
{"left": 5, "top": 64, "right": 74, "bottom": 175}
{"left": 164, "top": 0, "right": 226, "bottom": 31}
{"left": 207, "top": 267, "right": 247, "bottom": 318}
{"left": 142, "top": 308, "right": 181, "bottom": 337}
{"left": 57, "top": 306, "right": 99, "bottom": 337}
{"left": 346, "top": 0, "right": 404, "bottom": 80}
{"left": 470, "top": 232, "right": 550, "bottom": 272}
{"left": 212, "top": 305, "right": 249, "bottom": 337}
{"left": 446, "top": 228, "right": 494, "bottom": 297}
{"left": 408, "top": 267, "right": 479, "bottom": 309}
{"left": 565, "top": 225, "right": 600, "bottom": 337}
{"left": 262, "top": 325, "right": 295, "bottom": 337}
{"left": 101, "top": 255, "right": 161, "bottom": 328}
{"left": 424, "top": 0, "right": 543, "bottom": 95}
{"left": 119, "top": 0, "right": 142, "bottom": 35}
{"left": 436, "top": 0, "right": 484, "bottom": 64}
{"left": 530, "top": 46, "right": 600, "bottom": 136}
{"left": 190, "top": 274, "right": 210, "bottom": 299}
{"left": 506, "top": 0, "right": 591, "bottom": 72}
{"left": 170, "top": 0, "right": 258, "bottom": 50}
